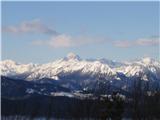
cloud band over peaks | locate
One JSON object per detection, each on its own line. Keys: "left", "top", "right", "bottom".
{"left": 114, "top": 37, "right": 159, "bottom": 48}
{"left": 32, "top": 34, "right": 104, "bottom": 48}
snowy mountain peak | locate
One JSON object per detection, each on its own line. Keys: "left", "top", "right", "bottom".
{"left": 64, "top": 52, "right": 81, "bottom": 61}
{"left": 130, "top": 57, "right": 160, "bottom": 67}
{"left": 141, "top": 57, "right": 155, "bottom": 64}
{"left": 1, "top": 59, "right": 17, "bottom": 65}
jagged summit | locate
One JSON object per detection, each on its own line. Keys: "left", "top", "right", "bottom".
{"left": 130, "top": 57, "right": 160, "bottom": 67}
{"left": 141, "top": 57, "right": 155, "bottom": 64}
{"left": 1, "top": 59, "right": 18, "bottom": 65}
{"left": 64, "top": 52, "right": 81, "bottom": 61}
{"left": 0, "top": 56, "right": 159, "bottom": 81}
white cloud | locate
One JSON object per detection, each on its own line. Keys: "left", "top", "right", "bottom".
{"left": 114, "top": 40, "right": 133, "bottom": 48}
{"left": 2, "top": 19, "right": 58, "bottom": 35}
{"left": 47, "top": 34, "right": 73, "bottom": 48}
{"left": 32, "top": 34, "right": 104, "bottom": 48}
{"left": 135, "top": 38, "right": 159, "bottom": 46}
{"left": 33, "top": 35, "right": 159, "bottom": 49}
{"left": 113, "top": 37, "right": 159, "bottom": 48}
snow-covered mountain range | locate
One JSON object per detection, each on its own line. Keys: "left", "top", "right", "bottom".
{"left": 1, "top": 53, "right": 160, "bottom": 99}
{"left": 1, "top": 53, "right": 160, "bottom": 82}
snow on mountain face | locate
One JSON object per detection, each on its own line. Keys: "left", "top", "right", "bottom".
{"left": 0, "top": 54, "right": 160, "bottom": 81}
{"left": 0, "top": 60, "right": 37, "bottom": 77}
{"left": 115, "top": 58, "right": 160, "bottom": 80}
{"left": 27, "top": 56, "right": 116, "bottom": 80}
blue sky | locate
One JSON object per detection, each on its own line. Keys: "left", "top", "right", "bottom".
{"left": 2, "top": 1, "right": 159, "bottom": 63}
